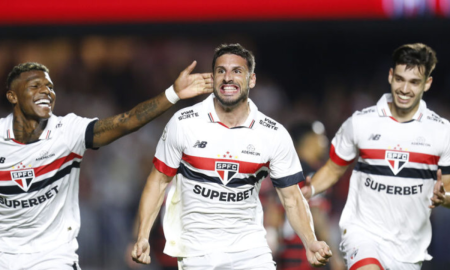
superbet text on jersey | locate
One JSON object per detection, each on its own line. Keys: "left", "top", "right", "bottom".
{"left": 154, "top": 94, "right": 304, "bottom": 257}
{"left": 0, "top": 113, "right": 96, "bottom": 253}
{"left": 332, "top": 94, "right": 450, "bottom": 263}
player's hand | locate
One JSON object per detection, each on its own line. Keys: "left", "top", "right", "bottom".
{"left": 430, "top": 169, "right": 446, "bottom": 209}
{"left": 131, "top": 237, "right": 151, "bottom": 264}
{"left": 306, "top": 240, "right": 332, "bottom": 267}
{"left": 173, "top": 61, "right": 213, "bottom": 99}
{"left": 301, "top": 176, "right": 313, "bottom": 200}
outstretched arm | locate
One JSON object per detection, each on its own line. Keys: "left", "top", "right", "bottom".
{"left": 92, "top": 61, "right": 212, "bottom": 148}
{"left": 131, "top": 166, "right": 173, "bottom": 265}
{"left": 276, "top": 184, "right": 332, "bottom": 267}
{"left": 301, "top": 159, "right": 349, "bottom": 200}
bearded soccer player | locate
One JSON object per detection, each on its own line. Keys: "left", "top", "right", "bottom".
{"left": 131, "top": 43, "right": 332, "bottom": 269}
{"left": 301, "top": 43, "right": 450, "bottom": 270}
{"left": 0, "top": 61, "right": 212, "bottom": 269}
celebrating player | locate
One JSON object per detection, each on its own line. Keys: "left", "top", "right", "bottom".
{"left": 0, "top": 61, "right": 212, "bottom": 269}
{"left": 302, "top": 43, "right": 450, "bottom": 270}
{"left": 131, "top": 43, "right": 332, "bottom": 269}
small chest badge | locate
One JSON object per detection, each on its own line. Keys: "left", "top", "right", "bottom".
{"left": 10, "top": 169, "right": 35, "bottom": 192}
{"left": 215, "top": 162, "right": 239, "bottom": 185}
{"left": 385, "top": 151, "right": 409, "bottom": 175}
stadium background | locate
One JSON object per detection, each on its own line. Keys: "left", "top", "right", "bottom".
{"left": 1, "top": 0, "right": 450, "bottom": 269}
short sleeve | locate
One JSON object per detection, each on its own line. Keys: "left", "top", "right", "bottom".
{"left": 330, "top": 116, "right": 357, "bottom": 166}
{"left": 153, "top": 116, "right": 184, "bottom": 177}
{"left": 269, "top": 128, "right": 304, "bottom": 188}
{"left": 63, "top": 113, "right": 98, "bottom": 155}
{"left": 438, "top": 126, "right": 450, "bottom": 174}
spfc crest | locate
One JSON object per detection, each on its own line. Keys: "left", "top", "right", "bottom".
{"left": 215, "top": 162, "right": 239, "bottom": 185}
{"left": 385, "top": 151, "right": 409, "bottom": 175}
{"left": 10, "top": 169, "right": 35, "bottom": 192}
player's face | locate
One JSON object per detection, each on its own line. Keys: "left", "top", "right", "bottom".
{"left": 213, "top": 54, "right": 256, "bottom": 107}
{"left": 388, "top": 64, "right": 432, "bottom": 113}
{"left": 7, "top": 70, "right": 56, "bottom": 120}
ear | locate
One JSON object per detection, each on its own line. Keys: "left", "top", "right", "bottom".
{"left": 6, "top": 90, "right": 17, "bottom": 105}
{"left": 424, "top": 76, "right": 433, "bottom": 92}
{"left": 249, "top": 73, "right": 256, "bottom": 89}
{"left": 388, "top": 68, "right": 393, "bottom": 84}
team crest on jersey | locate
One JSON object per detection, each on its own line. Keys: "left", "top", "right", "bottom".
{"left": 385, "top": 151, "right": 409, "bottom": 175}
{"left": 215, "top": 162, "right": 239, "bottom": 185}
{"left": 10, "top": 169, "right": 35, "bottom": 192}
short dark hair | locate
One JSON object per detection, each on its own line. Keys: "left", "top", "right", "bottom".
{"left": 392, "top": 43, "right": 437, "bottom": 77}
{"left": 212, "top": 43, "right": 256, "bottom": 73}
{"left": 6, "top": 62, "right": 49, "bottom": 90}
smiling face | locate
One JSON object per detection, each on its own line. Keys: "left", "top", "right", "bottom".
{"left": 213, "top": 54, "right": 256, "bottom": 108}
{"left": 388, "top": 64, "right": 432, "bottom": 116}
{"left": 7, "top": 70, "right": 56, "bottom": 121}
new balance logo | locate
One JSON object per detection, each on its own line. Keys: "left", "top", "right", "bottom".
{"left": 193, "top": 141, "right": 208, "bottom": 148}
{"left": 0, "top": 157, "right": 5, "bottom": 163}
{"left": 369, "top": 134, "right": 381, "bottom": 140}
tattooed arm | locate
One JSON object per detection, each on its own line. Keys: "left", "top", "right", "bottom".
{"left": 92, "top": 61, "right": 212, "bottom": 148}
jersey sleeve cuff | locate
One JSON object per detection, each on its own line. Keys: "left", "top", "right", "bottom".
{"left": 439, "top": 165, "right": 450, "bottom": 175}
{"left": 271, "top": 171, "right": 305, "bottom": 188}
{"left": 85, "top": 120, "right": 99, "bottom": 150}
{"left": 153, "top": 157, "right": 178, "bottom": 177}
{"left": 330, "top": 144, "right": 354, "bottom": 166}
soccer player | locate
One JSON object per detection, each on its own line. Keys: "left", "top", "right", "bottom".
{"left": 131, "top": 43, "right": 332, "bottom": 269}
{"left": 301, "top": 43, "right": 450, "bottom": 270}
{"left": 0, "top": 61, "right": 212, "bottom": 269}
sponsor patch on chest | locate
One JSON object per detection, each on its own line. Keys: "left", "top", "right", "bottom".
{"left": 215, "top": 162, "right": 239, "bottom": 185}
{"left": 385, "top": 151, "right": 409, "bottom": 175}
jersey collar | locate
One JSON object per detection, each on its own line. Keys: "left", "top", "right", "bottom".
{"left": 376, "top": 93, "right": 426, "bottom": 122}
{"left": 2, "top": 113, "right": 56, "bottom": 141}
{"left": 202, "top": 94, "right": 258, "bottom": 129}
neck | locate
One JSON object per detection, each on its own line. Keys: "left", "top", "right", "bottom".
{"left": 12, "top": 112, "right": 47, "bottom": 143}
{"left": 213, "top": 98, "right": 250, "bottom": 128}
{"left": 388, "top": 102, "right": 419, "bottom": 123}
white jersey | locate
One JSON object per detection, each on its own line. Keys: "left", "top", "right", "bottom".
{"left": 154, "top": 94, "right": 303, "bottom": 257}
{"left": 0, "top": 113, "right": 96, "bottom": 253}
{"left": 332, "top": 94, "right": 450, "bottom": 263}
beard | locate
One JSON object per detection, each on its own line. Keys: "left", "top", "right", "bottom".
{"left": 213, "top": 85, "right": 249, "bottom": 107}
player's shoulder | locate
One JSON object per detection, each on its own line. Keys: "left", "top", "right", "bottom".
{"left": 171, "top": 101, "right": 203, "bottom": 124}
{"left": 256, "top": 111, "right": 287, "bottom": 134}
{"left": 352, "top": 105, "right": 378, "bottom": 118}
{"left": 422, "top": 108, "right": 450, "bottom": 126}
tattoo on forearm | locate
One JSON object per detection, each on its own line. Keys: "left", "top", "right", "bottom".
{"left": 135, "top": 99, "right": 159, "bottom": 122}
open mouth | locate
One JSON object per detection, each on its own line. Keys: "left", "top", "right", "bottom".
{"left": 34, "top": 99, "right": 52, "bottom": 109}
{"left": 220, "top": 84, "right": 239, "bottom": 95}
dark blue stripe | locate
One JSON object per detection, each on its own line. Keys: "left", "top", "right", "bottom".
{"left": 355, "top": 162, "right": 436, "bottom": 179}
{"left": 439, "top": 165, "right": 450, "bottom": 175}
{"left": 178, "top": 163, "right": 268, "bottom": 187}
{"left": 271, "top": 171, "right": 305, "bottom": 188}
{"left": 0, "top": 161, "right": 81, "bottom": 195}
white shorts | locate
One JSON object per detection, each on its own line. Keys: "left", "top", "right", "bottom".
{"left": 177, "top": 246, "right": 276, "bottom": 270}
{"left": 0, "top": 239, "right": 81, "bottom": 270}
{"left": 339, "top": 227, "right": 422, "bottom": 270}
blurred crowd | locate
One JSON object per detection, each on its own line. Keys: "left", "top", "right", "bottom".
{"left": 1, "top": 35, "right": 450, "bottom": 269}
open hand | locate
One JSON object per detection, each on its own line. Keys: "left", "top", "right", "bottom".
{"left": 174, "top": 61, "right": 213, "bottom": 99}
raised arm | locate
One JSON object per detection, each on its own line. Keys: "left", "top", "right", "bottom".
{"left": 131, "top": 166, "right": 173, "bottom": 265}
{"left": 276, "top": 184, "right": 332, "bottom": 267}
{"left": 92, "top": 61, "right": 212, "bottom": 148}
{"left": 301, "top": 159, "right": 349, "bottom": 200}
